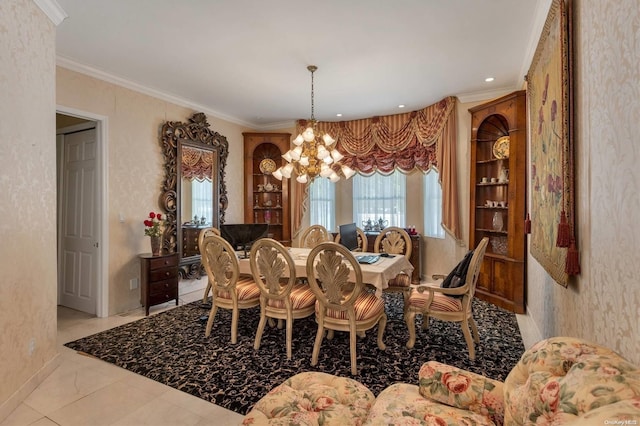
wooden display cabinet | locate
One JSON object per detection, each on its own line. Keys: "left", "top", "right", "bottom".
{"left": 468, "top": 91, "right": 526, "bottom": 313}
{"left": 243, "top": 133, "right": 292, "bottom": 245}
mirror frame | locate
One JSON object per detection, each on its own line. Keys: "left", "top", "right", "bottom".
{"left": 160, "top": 112, "right": 228, "bottom": 278}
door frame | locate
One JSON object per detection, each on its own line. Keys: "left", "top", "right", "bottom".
{"left": 56, "top": 105, "right": 109, "bottom": 318}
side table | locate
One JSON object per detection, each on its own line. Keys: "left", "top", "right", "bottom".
{"left": 139, "top": 252, "right": 179, "bottom": 315}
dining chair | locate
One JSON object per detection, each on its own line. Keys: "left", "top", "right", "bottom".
{"left": 200, "top": 233, "right": 260, "bottom": 343}
{"left": 373, "top": 227, "right": 413, "bottom": 313}
{"left": 198, "top": 227, "right": 221, "bottom": 304}
{"left": 249, "top": 238, "right": 316, "bottom": 359}
{"left": 334, "top": 226, "right": 368, "bottom": 252}
{"left": 306, "top": 242, "right": 387, "bottom": 375}
{"left": 405, "top": 237, "right": 489, "bottom": 360}
{"left": 299, "top": 224, "right": 332, "bottom": 248}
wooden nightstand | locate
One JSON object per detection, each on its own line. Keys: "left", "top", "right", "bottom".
{"left": 139, "top": 252, "right": 179, "bottom": 315}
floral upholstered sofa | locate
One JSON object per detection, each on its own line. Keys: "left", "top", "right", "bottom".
{"left": 242, "top": 337, "right": 640, "bottom": 425}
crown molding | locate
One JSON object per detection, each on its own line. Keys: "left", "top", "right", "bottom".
{"left": 519, "top": 0, "right": 554, "bottom": 82}
{"left": 456, "top": 87, "right": 519, "bottom": 104}
{"left": 56, "top": 56, "right": 262, "bottom": 129}
{"left": 33, "top": 0, "right": 67, "bottom": 26}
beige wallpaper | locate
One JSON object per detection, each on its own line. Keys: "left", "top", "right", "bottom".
{"left": 0, "top": 0, "right": 58, "bottom": 409}
{"left": 525, "top": 0, "right": 640, "bottom": 365}
{"left": 56, "top": 68, "right": 253, "bottom": 315}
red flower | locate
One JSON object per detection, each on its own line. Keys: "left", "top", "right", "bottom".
{"left": 442, "top": 372, "right": 471, "bottom": 394}
{"left": 157, "top": 213, "right": 162, "bottom": 220}
{"left": 149, "top": 212, "right": 156, "bottom": 219}
{"left": 539, "top": 380, "right": 560, "bottom": 411}
{"left": 314, "top": 396, "right": 334, "bottom": 411}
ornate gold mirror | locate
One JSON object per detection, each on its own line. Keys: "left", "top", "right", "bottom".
{"left": 160, "top": 112, "right": 228, "bottom": 277}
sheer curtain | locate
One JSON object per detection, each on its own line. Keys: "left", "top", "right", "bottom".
{"left": 423, "top": 169, "right": 444, "bottom": 238}
{"left": 352, "top": 171, "right": 406, "bottom": 228}
{"left": 309, "top": 178, "right": 336, "bottom": 231}
{"left": 192, "top": 179, "right": 213, "bottom": 223}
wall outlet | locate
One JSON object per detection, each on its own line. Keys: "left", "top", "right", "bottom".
{"left": 28, "top": 338, "right": 36, "bottom": 356}
{"left": 129, "top": 278, "right": 139, "bottom": 290}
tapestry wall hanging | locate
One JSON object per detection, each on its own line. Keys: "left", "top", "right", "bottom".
{"left": 526, "top": 0, "right": 579, "bottom": 287}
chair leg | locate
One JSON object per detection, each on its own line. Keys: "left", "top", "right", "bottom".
{"left": 377, "top": 313, "right": 387, "bottom": 350}
{"left": 205, "top": 305, "right": 218, "bottom": 338}
{"left": 470, "top": 316, "right": 480, "bottom": 343}
{"left": 254, "top": 310, "right": 267, "bottom": 350}
{"left": 402, "top": 290, "right": 410, "bottom": 319}
{"left": 285, "top": 315, "right": 293, "bottom": 360}
{"left": 405, "top": 310, "right": 417, "bottom": 349}
{"left": 421, "top": 315, "right": 430, "bottom": 330}
{"left": 202, "top": 281, "right": 212, "bottom": 303}
{"left": 461, "top": 317, "right": 476, "bottom": 361}
{"left": 231, "top": 308, "right": 239, "bottom": 344}
{"left": 349, "top": 322, "right": 358, "bottom": 375}
{"left": 311, "top": 321, "right": 324, "bottom": 367}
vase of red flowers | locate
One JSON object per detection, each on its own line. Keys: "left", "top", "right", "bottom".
{"left": 144, "top": 211, "right": 164, "bottom": 256}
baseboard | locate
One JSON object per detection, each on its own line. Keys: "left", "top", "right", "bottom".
{"left": 515, "top": 306, "right": 544, "bottom": 349}
{"left": 0, "top": 353, "right": 61, "bottom": 422}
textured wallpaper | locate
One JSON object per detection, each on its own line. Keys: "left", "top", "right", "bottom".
{"left": 56, "top": 68, "right": 251, "bottom": 315}
{"left": 0, "top": 0, "right": 58, "bottom": 406}
{"left": 526, "top": 0, "right": 640, "bottom": 365}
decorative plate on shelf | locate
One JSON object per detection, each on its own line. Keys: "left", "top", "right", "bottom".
{"left": 259, "top": 158, "right": 277, "bottom": 174}
{"left": 493, "top": 136, "right": 510, "bottom": 159}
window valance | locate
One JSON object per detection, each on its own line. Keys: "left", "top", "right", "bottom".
{"left": 297, "top": 96, "right": 455, "bottom": 174}
{"left": 181, "top": 145, "right": 213, "bottom": 181}
{"left": 293, "top": 96, "right": 462, "bottom": 243}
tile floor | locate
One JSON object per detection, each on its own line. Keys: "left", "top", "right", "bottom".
{"left": 1, "top": 279, "right": 244, "bottom": 426}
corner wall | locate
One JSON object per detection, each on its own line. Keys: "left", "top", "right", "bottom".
{"left": 0, "top": 0, "right": 59, "bottom": 414}
{"left": 525, "top": 0, "right": 640, "bottom": 364}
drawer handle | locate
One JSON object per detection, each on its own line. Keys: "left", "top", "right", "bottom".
{"left": 164, "top": 260, "right": 170, "bottom": 265}
{"left": 165, "top": 271, "right": 171, "bottom": 276}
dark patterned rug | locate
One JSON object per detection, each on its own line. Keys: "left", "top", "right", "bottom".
{"left": 65, "top": 294, "right": 525, "bottom": 415}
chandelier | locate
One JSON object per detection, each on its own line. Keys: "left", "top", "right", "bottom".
{"left": 272, "top": 65, "right": 355, "bottom": 183}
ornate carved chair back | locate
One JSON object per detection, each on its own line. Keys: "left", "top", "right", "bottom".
{"left": 300, "top": 225, "right": 332, "bottom": 248}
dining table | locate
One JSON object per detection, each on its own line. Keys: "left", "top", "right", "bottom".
{"left": 237, "top": 247, "right": 414, "bottom": 298}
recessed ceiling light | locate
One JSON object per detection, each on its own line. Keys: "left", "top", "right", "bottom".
{"left": 485, "top": 77, "right": 495, "bottom": 82}
{"left": 398, "top": 104, "right": 405, "bottom": 108}
{"left": 336, "top": 113, "right": 342, "bottom": 117}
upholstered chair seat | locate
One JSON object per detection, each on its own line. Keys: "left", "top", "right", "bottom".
{"left": 215, "top": 276, "right": 261, "bottom": 301}
{"left": 316, "top": 292, "right": 385, "bottom": 321}
{"left": 265, "top": 282, "right": 316, "bottom": 310}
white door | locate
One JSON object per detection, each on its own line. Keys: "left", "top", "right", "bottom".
{"left": 58, "top": 127, "right": 98, "bottom": 314}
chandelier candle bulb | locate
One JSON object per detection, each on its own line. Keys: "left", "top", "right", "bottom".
{"left": 272, "top": 65, "right": 354, "bottom": 183}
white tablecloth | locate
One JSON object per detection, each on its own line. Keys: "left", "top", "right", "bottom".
{"left": 238, "top": 247, "right": 413, "bottom": 298}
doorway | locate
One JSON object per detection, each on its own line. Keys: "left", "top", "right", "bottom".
{"left": 56, "top": 108, "right": 108, "bottom": 317}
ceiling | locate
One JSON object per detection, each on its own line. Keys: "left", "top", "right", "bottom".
{"left": 54, "top": 0, "right": 548, "bottom": 129}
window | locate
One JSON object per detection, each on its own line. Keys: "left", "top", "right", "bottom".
{"left": 309, "top": 178, "right": 336, "bottom": 231}
{"left": 353, "top": 171, "right": 406, "bottom": 228}
{"left": 191, "top": 179, "right": 213, "bottom": 222}
{"left": 423, "top": 169, "right": 444, "bottom": 238}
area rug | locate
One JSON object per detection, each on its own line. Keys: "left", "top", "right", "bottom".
{"left": 65, "top": 294, "right": 525, "bottom": 415}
